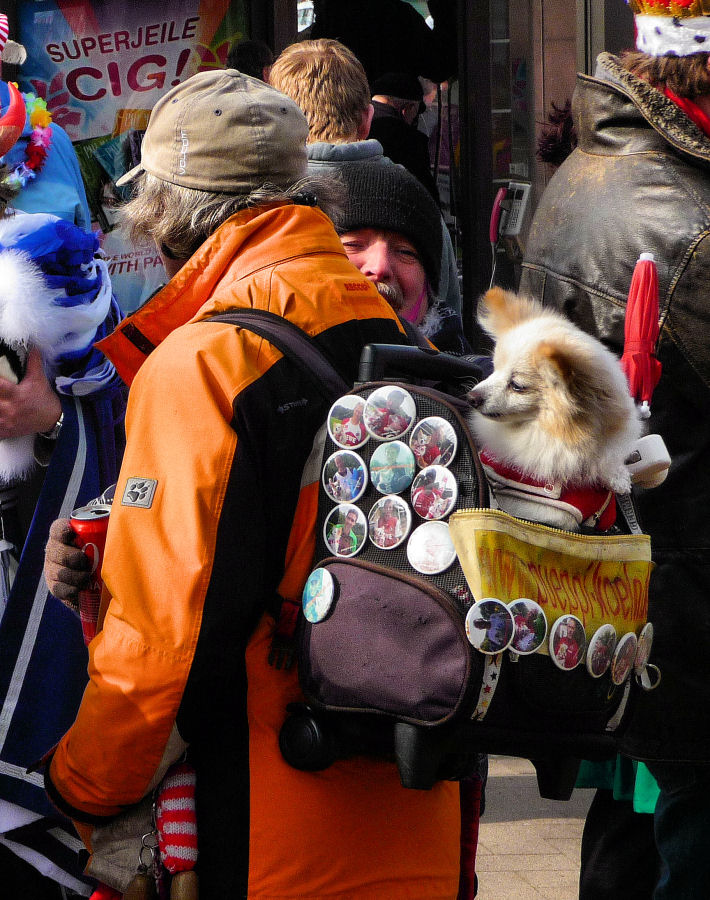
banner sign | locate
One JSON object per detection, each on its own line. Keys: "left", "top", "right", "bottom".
{"left": 16, "top": 0, "right": 248, "bottom": 312}
{"left": 450, "top": 508, "right": 651, "bottom": 643}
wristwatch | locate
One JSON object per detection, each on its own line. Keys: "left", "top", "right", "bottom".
{"left": 39, "top": 411, "right": 64, "bottom": 441}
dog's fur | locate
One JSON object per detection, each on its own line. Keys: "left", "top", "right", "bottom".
{"left": 468, "top": 288, "right": 641, "bottom": 498}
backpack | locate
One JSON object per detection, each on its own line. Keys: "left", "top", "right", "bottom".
{"left": 212, "top": 311, "right": 654, "bottom": 802}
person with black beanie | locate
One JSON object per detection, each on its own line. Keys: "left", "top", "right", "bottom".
{"left": 336, "top": 161, "right": 469, "bottom": 353}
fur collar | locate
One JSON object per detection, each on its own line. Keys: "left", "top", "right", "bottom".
{"left": 587, "top": 52, "right": 710, "bottom": 164}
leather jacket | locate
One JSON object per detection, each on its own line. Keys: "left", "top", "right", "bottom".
{"left": 520, "top": 53, "right": 710, "bottom": 761}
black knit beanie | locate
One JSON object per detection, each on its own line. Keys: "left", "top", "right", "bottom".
{"left": 336, "top": 162, "right": 443, "bottom": 293}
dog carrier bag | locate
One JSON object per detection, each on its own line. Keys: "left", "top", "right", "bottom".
{"left": 210, "top": 312, "right": 656, "bottom": 800}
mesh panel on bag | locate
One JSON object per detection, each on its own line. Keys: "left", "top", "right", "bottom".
{"left": 314, "top": 383, "right": 486, "bottom": 613}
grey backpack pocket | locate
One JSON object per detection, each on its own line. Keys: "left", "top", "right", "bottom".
{"left": 299, "top": 557, "right": 476, "bottom": 727}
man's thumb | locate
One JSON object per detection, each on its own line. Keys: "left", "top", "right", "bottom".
{"left": 23, "top": 346, "right": 48, "bottom": 381}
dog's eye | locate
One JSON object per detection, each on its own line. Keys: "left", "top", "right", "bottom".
{"left": 509, "top": 379, "right": 527, "bottom": 393}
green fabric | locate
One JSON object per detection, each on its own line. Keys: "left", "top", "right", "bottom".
{"left": 633, "top": 762, "right": 661, "bottom": 814}
{"left": 576, "top": 755, "right": 659, "bottom": 814}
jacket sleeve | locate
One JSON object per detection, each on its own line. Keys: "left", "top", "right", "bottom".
{"left": 664, "top": 230, "right": 710, "bottom": 393}
{"left": 46, "top": 322, "right": 260, "bottom": 822}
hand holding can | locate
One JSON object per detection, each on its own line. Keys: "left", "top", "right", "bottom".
{"left": 69, "top": 503, "right": 111, "bottom": 645}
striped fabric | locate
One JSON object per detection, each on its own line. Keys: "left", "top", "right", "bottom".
{"left": 0, "top": 212, "right": 125, "bottom": 894}
{"left": 156, "top": 763, "right": 198, "bottom": 874}
{"left": 0, "top": 15, "right": 8, "bottom": 55}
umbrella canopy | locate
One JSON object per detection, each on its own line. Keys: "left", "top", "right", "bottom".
{"left": 620, "top": 252, "right": 662, "bottom": 418}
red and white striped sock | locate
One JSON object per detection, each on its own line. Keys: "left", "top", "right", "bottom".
{"left": 155, "top": 762, "right": 198, "bottom": 874}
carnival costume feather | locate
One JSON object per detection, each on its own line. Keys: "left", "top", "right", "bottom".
{"left": 0, "top": 213, "right": 114, "bottom": 480}
{"left": 0, "top": 213, "right": 124, "bottom": 894}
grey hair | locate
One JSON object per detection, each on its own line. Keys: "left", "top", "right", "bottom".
{"left": 120, "top": 171, "right": 346, "bottom": 259}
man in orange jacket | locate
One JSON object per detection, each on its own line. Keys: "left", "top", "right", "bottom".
{"left": 43, "top": 69, "right": 462, "bottom": 898}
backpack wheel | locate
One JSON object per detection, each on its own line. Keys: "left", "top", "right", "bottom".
{"left": 279, "top": 708, "right": 337, "bottom": 771}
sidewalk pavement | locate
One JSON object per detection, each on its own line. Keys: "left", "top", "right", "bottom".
{"left": 476, "top": 755, "right": 593, "bottom": 900}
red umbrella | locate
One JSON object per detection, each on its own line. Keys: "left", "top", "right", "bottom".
{"left": 620, "top": 252, "right": 662, "bottom": 418}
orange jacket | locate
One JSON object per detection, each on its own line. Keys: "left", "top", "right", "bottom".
{"left": 47, "top": 202, "right": 460, "bottom": 897}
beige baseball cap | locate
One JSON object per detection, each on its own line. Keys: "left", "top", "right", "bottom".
{"left": 117, "top": 68, "right": 309, "bottom": 192}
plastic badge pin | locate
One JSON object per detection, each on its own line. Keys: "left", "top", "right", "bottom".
{"left": 611, "top": 632, "right": 638, "bottom": 686}
{"left": 368, "top": 494, "right": 412, "bottom": 550}
{"left": 303, "top": 567, "right": 337, "bottom": 623}
{"left": 327, "top": 394, "right": 369, "bottom": 449}
{"left": 411, "top": 465, "right": 458, "bottom": 520}
{"left": 465, "top": 599, "right": 515, "bottom": 654}
{"left": 363, "top": 385, "right": 416, "bottom": 440}
{"left": 586, "top": 624, "right": 617, "bottom": 679}
{"left": 322, "top": 450, "right": 367, "bottom": 504}
{"left": 406, "top": 520, "right": 457, "bottom": 574}
{"left": 409, "top": 416, "right": 458, "bottom": 468}
{"left": 370, "top": 440, "right": 416, "bottom": 494}
{"left": 324, "top": 504, "right": 367, "bottom": 558}
{"left": 508, "top": 598, "right": 547, "bottom": 656}
{"left": 549, "top": 615, "right": 587, "bottom": 671}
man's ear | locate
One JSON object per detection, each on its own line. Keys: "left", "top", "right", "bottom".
{"left": 357, "top": 103, "right": 374, "bottom": 140}
{"left": 401, "top": 101, "right": 419, "bottom": 125}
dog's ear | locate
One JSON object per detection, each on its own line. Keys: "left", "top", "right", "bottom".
{"left": 537, "top": 341, "right": 576, "bottom": 384}
{"left": 537, "top": 339, "right": 603, "bottom": 407}
{"left": 477, "top": 288, "right": 542, "bottom": 337}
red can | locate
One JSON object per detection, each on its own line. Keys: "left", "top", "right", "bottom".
{"left": 70, "top": 503, "right": 111, "bottom": 645}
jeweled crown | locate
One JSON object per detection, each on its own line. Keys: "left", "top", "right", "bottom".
{"left": 627, "top": 0, "right": 710, "bottom": 15}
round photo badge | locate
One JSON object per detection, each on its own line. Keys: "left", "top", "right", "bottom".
{"left": 409, "top": 416, "right": 458, "bottom": 469}
{"left": 411, "top": 465, "right": 458, "bottom": 520}
{"left": 322, "top": 450, "right": 367, "bottom": 503}
{"left": 549, "top": 615, "right": 587, "bottom": 671}
{"left": 368, "top": 495, "right": 412, "bottom": 550}
{"left": 508, "top": 598, "right": 547, "bottom": 655}
{"left": 370, "top": 440, "right": 416, "bottom": 495}
{"left": 302, "top": 567, "right": 337, "bottom": 624}
{"left": 585, "top": 624, "right": 617, "bottom": 679}
{"left": 611, "top": 632, "right": 638, "bottom": 686}
{"left": 634, "top": 622, "right": 654, "bottom": 675}
{"left": 363, "top": 385, "right": 416, "bottom": 441}
{"left": 327, "top": 394, "right": 368, "bottom": 450}
{"left": 406, "top": 520, "right": 457, "bottom": 575}
{"left": 465, "top": 598, "right": 515, "bottom": 655}
{"left": 323, "top": 504, "right": 368, "bottom": 558}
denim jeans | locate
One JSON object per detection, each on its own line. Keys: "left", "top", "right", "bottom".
{"left": 645, "top": 762, "right": 710, "bottom": 900}
{"left": 579, "top": 789, "right": 658, "bottom": 900}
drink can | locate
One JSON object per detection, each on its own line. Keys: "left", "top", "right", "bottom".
{"left": 70, "top": 503, "right": 111, "bottom": 645}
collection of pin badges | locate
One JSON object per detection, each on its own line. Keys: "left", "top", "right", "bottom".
{"left": 323, "top": 387, "right": 460, "bottom": 574}
{"left": 311, "top": 386, "right": 652, "bottom": 686}
{"left": 462, "top": 596, "right": 654, "bottom": 686}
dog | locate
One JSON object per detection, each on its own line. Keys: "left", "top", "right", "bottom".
{"left": 467, "top": 288, "right": 642, "bottom": 531}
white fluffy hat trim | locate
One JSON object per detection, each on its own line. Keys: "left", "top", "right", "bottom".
{"left": 636, "top": 14, "right": 710, "bottom": 56}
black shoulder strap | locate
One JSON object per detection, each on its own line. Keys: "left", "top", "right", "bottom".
{"left": 206, "top": 309, "right": 350, "bottom": 401}
{"left": 206, "top": 309, "right": 353, "bottom": 668}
